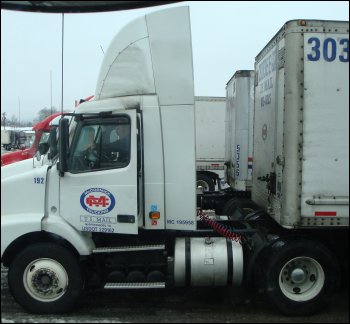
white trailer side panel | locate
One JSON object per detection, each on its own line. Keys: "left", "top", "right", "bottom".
{"left": 252, "top": 42, "right": 280, "bottom": 212}
{"left": 225, "top": 71, "right": 254, "bottom": 191}
{"left": 301, "top": 32, "right": 349, "bottom": 223}
{"left": 225, "top": 86, "right": 233, "bottom": 183}
{"left": 195, "top": 96, "right": 226, "bottom": 169}
{"left": 1, "top": 130, "right": 11, "bottom": 145}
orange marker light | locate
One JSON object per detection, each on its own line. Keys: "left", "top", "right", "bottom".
{"left": 149, "top": 211, "right": 160, "bottom": 219}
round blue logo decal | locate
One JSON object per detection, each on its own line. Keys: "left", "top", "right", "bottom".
{"left": 80, "top": 188, "right": 115, "bottom": 215}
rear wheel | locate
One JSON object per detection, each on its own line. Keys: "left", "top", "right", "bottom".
{"left": 8, "top": 243, "right": 83, "bottom": 314}
{"left": 196, "top": 173, "right": 215, "bottom": 192}
{"left": 262, "top": 238, "right": 339, "bottom": 315}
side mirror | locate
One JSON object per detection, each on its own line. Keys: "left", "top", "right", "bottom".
{"left": 38, "top": 142, "right": 49, "bottom": 155}
{"left": 48, "top": 127, "right": 58, "bottom": 160}
{"left": 58, "top": 118, "right": 69, "bottom": 175}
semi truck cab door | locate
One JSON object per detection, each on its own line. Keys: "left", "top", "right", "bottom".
{"left": 59, "top": 111, "right": 139, "bottom": 235}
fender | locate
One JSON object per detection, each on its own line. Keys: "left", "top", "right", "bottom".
{"left": 42, "top": 215, "right": 95, "bottom": 255}
{"left": 1, "top": 213, "right": 43, "bottom": 257}
{"left": 1, "top": 213, "right": 95, "bottom": 259}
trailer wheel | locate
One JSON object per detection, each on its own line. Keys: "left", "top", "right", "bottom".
{"left": 262, "top": 239, "right": 339, "bottom": 315}
{"left": 196, "top": 173, "right": 215, "bottom": 191}
{"left": 8, "top": 243, "right": 83, "bottom": 314}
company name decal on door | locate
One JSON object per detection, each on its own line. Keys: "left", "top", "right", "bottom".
{"left": 80, "top": 188, "right": 115, "bottom": 215}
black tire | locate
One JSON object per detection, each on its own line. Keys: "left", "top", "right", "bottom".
{"left": 8, "top": 243, "right": 83, "bottom": 314}
{"left": 196, "top": 173, "right": 215, "bottom": 192}
{"left": 223, "top": 198, "right": 258, "bottom": 220}
{"left": 262, "top": 238, "right": 339, "bottom": 316}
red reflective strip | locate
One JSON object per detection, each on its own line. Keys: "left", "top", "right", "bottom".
{"left": 211, "top": 164, "right": 220, "bottom": 166}
{"left": 248, "top": 157, "right": 253, "bottom": 162}
{"left": 315, "top": 211, "right": 337, "bottom": 217}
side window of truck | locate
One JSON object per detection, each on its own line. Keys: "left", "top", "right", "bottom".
{"left": 68, "top": 117, "right": 131, "bottom": 173}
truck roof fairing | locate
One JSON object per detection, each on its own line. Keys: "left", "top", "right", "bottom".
{"left": 95, "top": 6, "right": 194, "bottom": 107}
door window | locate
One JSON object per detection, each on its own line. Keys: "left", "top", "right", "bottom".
{"left": 68, "top": 117, "right": 131, "bottom": 173}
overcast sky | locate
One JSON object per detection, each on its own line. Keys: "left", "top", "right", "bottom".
{"left": 1, "top": 1, "right": 349, "bottom": 123}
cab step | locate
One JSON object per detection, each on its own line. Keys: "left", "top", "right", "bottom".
{"left": 93, "top": 244, "right": 165, "bottom": 253}
{"left": 104, "top": 282, "right": 166, "bottom": 289}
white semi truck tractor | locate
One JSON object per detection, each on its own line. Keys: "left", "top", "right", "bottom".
{"left": 1, "top": 8, "right": 348, "bottom": 316}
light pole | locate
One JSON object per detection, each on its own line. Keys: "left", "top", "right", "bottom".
{"left": 50, "top": 70, "right": 53, "bottom": 116}
{"left": 2, "top": 112, "right": 6, "bottom": 130}
{"left": 18, "top": 97, "right": 21, "bottom": 129}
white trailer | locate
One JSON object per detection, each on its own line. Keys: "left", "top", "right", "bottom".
{"left": 1, "top": 10, "right": 348, "bottom": 317}
{"left": 1, "top": 129, "right": 11, "bottom": 145}
{"left": 252, "top": 19, "right": 349, "bottom": 228}
{"left": 225, "top": 70, "right": 255, "bottom": 192}
{"left": 195, "top": 96, "right": 226, "bottom": 191}
{"left": 1, "top": 129, "right": 26, "bottom": 151}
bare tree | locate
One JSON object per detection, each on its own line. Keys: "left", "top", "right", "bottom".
{"left": 33, "top": 106, "right": 59, "bottom": 124}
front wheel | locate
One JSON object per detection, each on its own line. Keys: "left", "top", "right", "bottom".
{"left": 8, "top": 243, "right": 83, "bottom": 314}
{"left": 262, "top": 238, "right": 339, "bottom": 315}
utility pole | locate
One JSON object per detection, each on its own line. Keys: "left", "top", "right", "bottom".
{"left": 2, "top": 112, "right": 6, "bottom": 130}
{"left": 50, "top": 70, "right": 53, "bottom": 116}
{"left": 61, "top": 13, "right": 64, "bottom": 114}
{"left": 18, "top": 97, "right": 21, "bottom": 128}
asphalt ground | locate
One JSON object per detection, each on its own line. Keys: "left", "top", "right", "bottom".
{"left": 1, "top": 266, "right": 349, "bottom": 323}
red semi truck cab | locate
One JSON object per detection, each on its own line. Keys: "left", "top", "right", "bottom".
{"left": 1, "top": 96, "right": 94, "bottom": 167}
{"left": 1, "top": 112, "right": 62, "bottom": 167}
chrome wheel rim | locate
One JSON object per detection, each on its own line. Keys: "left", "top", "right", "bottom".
{"left": 279, "top": 256, "right": 324, "bottom": 302}
{"left": 23, "top": 258, "right": 68, "bottom": 302}
{"left": 197, "top": 180, "right": 210, "bottom": 191}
